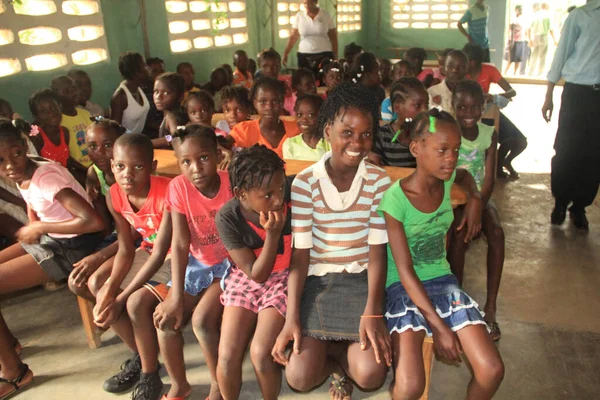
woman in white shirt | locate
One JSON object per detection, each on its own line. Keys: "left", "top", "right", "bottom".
{"left": 282, "top": 0, "right": 338, "bottom": 75}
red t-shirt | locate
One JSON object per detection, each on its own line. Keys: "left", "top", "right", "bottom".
{"left": 166, "top": 171, "right": 232, "bottom": 266}
{"left": 110, "top": 175, "right": 171, "bottom": 252}
{"left": 469, "top": 63, "right": 502, "bottom": 93}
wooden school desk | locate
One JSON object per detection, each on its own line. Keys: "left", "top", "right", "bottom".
{"left": 154, "top": 150, "right": 468, "bottom": 206}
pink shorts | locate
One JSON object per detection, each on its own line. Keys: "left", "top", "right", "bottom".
{"left": 220, "top": 267, "right": 288, "bottom": 317}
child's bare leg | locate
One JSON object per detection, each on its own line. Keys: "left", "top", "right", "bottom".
{"left": 0, "top": 311, "right": 32, "bottom": 398}
{"left": 447, "top": 207, "right": 468, "bottom": 285}
{"left": 339, "top": 341, "right": 388, "bottom": 392}
{"left": 127, "top": 288, "right": 160, "bottom": 373}
{"left": 158, "top": 292, "right": 199, "bottom": 399}
{"left": 249, "top": 308, "right": 285, "bottom": 400}
{"left": 0, "top": 243, "right": 27, "bottom": 264}
{"left": 0, "top": 251, "right": 50, "bottom": 295}
{"left": 456, "top": 325, "right": 504, "bottom": 399}
{"left": 217, "top": 306, "right": 257, "bottom": 400}
{"left": 191, "top": 282, "right": 224, "bottom": 400}
{"left": 481, "top": 207, "right": 505, "bottom": 324}
{"left": 285, "top": 337, "right": 334, "bottom": 392}
{"left": 389, "top": 331, "right": 426, "bottom": 400}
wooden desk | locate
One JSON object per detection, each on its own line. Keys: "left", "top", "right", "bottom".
{"left": 155, "top": 150, "right": 467, "bottom": 206}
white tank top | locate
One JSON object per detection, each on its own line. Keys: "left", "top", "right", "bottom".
{"left": 118, "top": 82, "right": 150, "bottom": 133}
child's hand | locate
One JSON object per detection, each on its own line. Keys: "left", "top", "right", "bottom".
{"left": 71, "top": 254, "right": 103, "bottom": 288}
{"left": 260, "top": 211, "right": 285, "bottom": 236}
{"left": 93, "top": 284, "right": 116, "bottom": 321}
{"left": 359, "top": 317, "right": 392, "bottom": 367}
{"left": 431, "top": 324, "right": 463, "bottom": 363}
{"left": 94, "top": 300, "right": 124, "bottom": 329}
{"left": 153, "top": 296, "right": 184, "bottom": 331}
{"left": 86, "top": 183, "right": 101, "bottom": 202}
{"left": 16, "top": 222, "right": 43, "bottom": 244}
{"left": 457, "top": 195, "right": 482, "bottom": 243}
{"left": 272, "top": 319, "right": 302, "bottom": 366}
{"left": 218, "top": 148, "right": 233, "bottom": 171}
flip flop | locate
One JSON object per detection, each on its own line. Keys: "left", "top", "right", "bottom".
{"left": 0, "top": 363, "right": 34, "bottom": 400}
{"left": 487, "top": 321, "right": 501, "bottom": 342}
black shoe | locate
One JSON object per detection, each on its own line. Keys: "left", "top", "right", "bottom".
{"left": 103, "top": 353, "right": 141, "bottom": 393}
{"left": 551, "top": 203, "right": 567, "bottom": 225}
{"left": 570, "top": 209, "right": 589, "bottom": 230}
{"left": 131, "top": 368, "right": 163, "bottom": 400}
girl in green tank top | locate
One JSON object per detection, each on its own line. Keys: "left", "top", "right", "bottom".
{"left": 378, "top": 108, "right": 504, "bottom": 399}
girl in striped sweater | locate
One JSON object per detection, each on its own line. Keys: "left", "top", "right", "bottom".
{"left": 273, "top": 83, "right": 392, "bottom": 399}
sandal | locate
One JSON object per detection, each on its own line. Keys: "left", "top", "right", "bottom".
{"left": 329, "top": 374, "right": 353, "bottom": 400}
{"left": 160, "top": 387, "right": 192, "bottom": 400}
{"left": 0, "top": 363, "right": 33, "bottom": 400}
{"left": 487, "top": 321, "right": 502, "bottom": 342}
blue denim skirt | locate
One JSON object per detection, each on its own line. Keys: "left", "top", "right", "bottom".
{"left": 385, "top": 274, "right": 487, "bottom": 336}
{"left": 168, "top": 254, "right": 231, "bottom": 296}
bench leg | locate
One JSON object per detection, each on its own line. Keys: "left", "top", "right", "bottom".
{"left": 420, "top": 340, "right": 435, "bottom": 400}
{"left": 77, "top": 296, "right": 102, "bottom": 349}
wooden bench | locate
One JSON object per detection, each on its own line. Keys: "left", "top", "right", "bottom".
{"left": 78, "top": 296, "right": 103, "bottom": 349}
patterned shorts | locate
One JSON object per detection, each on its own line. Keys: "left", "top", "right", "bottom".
{"left": 220, "top": 267, "right": 288, "bottom": 317}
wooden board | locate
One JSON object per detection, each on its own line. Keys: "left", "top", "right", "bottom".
{"left": 155, "top": 150, "right": 467, "bottom": 205}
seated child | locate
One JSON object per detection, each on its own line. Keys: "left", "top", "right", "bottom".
{"left": 282, "top": 94, "right": 328, "bottom": 161}
{"left": 248, "top": 58, "right": 257, "bottom": 77}
{"left": 321, "top": 60, "right": 342, "bottom": 97}
{"left": 68, "top": 69, "right": 105, "bottom": 117}
{"left": 232, "top": 49, "right": 253, "bottom": 89}
{"left": 377, "top": 108, "right": 504, "bottom": 399}
{"left": 378, "top": 57, "right": 393, "bottom": 89}
{"left": 0, "top": 98, "right": 37, "bottom": 155}
{"left": 51, "top": 75, "right": 93, "bottom": 177}
{"left": 110, "top": 52, "right": 150, "bottom": 134}
{"left": 448, "top": 80, "right": 504, "bottom": 342}
{"left": 152, "top": 72, "right": 186, "bottom": 149}
{"left": 342, "top": 41, "right": 363, "bottom": 81}
{"left": 67, "top": 118, "right": 127, "bottom": 295}
{"left": 0, "top": 118, "right": 104, "bottom": 296}
{"left": 381, "top": 60, "right": 415, "bottom": 122}
{"left": 428, "top": 50, "right": 469, "bottom": 114}
{"left": 350, "top": 52, "right": 386, "bottom": 104}
{"left": 201, "top": 67, "right": 229, "bottom": 112}
{"left": 216, "top": 86, "right": 251, "bottom": 134}
{"left": 27, "top": 90, "right": 82, "bottom": 179}
{"left": 256, "top": 48, "right": 293, "bottom": 103}
{"left": 370, "top": 77, "right": 428, "bottom": 168}
{"left": 404, "top": 47, "right": 435, "bottom": 87}
{"left": 215, "top": 145, "right": 292, "bottom": 399}
{"left": 90, "top": 133, "right": 173, "bottom": 395}
{"left": 176, "top": 62, "right": 202, "bottom": 103}
{"left": 220, "top": 63, "right": 234, "bottom": 85}
{"left": 142, "top": 57, "right": 166, "bottom": 139}
{"left": 273, "top": 83, "right": 391, "bottom": 398}
{"left": 152, "top": 125, "right": 233, "bottom": 400}
{"left": 226, "top": 77, "right": 300, "bottom": 158}
{"left": 432, "top": 48, "right": 454, "bottom": 85}
{"left": 184, "top": 90, "right": 219, "bottom": 132}
{"left": 284, "top": 68, "right": 317, "bottom": 116}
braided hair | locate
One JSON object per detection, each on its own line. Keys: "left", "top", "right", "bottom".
{"left": 349, "top": 52, "right": 378, "bottom": 84}
{"left": 292, "top": 68, "right": 315, "bottom": 89}
{"left": 408, "top": 108, "right": 458, "bottom": 141}
{"left": 452, "top": 80, "right": 485, "bottom": 106}
{"left": 318, "top": 81, "right": 379, "bottom": 139}
{"left": 0, "top": 118, "right": 27, "bottom": 145}
{"left": 390, "top": 77, "right": 427, "bottom": 106}
{"left": 228, "top": 145, "right": 285, "bottom": 193}
{"left": 88, "top": 117, "right": 127, "bottom": 138}
{"left": 28, "top": 88, "right": 59, "bottom": 117}
{"left": 184, "top": 90, "right": 215, "bottom": 114}
{"left": 156, "top": 72, "right": 186, "bottom": 101}
{"left": 219, "top": 86, "right": 251, "bottom": 111}
{"left": 172, "top": 124, "right": 218, "bottom": 149}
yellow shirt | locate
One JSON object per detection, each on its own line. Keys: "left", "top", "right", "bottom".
{"left": 61, "top": 107, "right": 92, "bottom": 167}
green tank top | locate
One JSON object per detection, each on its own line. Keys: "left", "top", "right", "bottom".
{"left": 92, "top": 164, "right": 110, "bottom": 196}
{"left": 457, "top": 122, "right": 494, "bottom": 190}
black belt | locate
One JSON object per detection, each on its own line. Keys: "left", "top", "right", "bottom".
{"left": 567, "top": 82, "right": 600, "bottom": 91}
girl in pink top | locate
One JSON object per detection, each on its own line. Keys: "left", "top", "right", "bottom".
{"left": 0, "top": 118, "right": 104, "bottom": 295}
{"left": 152, "top": 125, "right": 233, "bottom": 400}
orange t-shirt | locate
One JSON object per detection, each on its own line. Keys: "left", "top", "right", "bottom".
{"left": 229, "top": 119, "right": 300, "bottom": 158}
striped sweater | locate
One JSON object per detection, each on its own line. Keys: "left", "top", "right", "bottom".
{"left": 291, "top": 154, "right": 392, "bottom": 276}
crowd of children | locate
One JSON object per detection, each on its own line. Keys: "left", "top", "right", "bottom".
{"left": 0, "top": 42, "right": 515, "bottom": 400}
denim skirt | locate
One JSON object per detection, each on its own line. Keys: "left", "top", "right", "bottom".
{"left": 386, "top": 274, "right": 487, "bottom": 336}
{"left": 300, "top": 271, "right": 371, "bottom": 342}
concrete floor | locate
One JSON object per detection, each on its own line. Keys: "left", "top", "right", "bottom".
{"left": 2, "top": 84, "right": 600, "bottom": 399}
